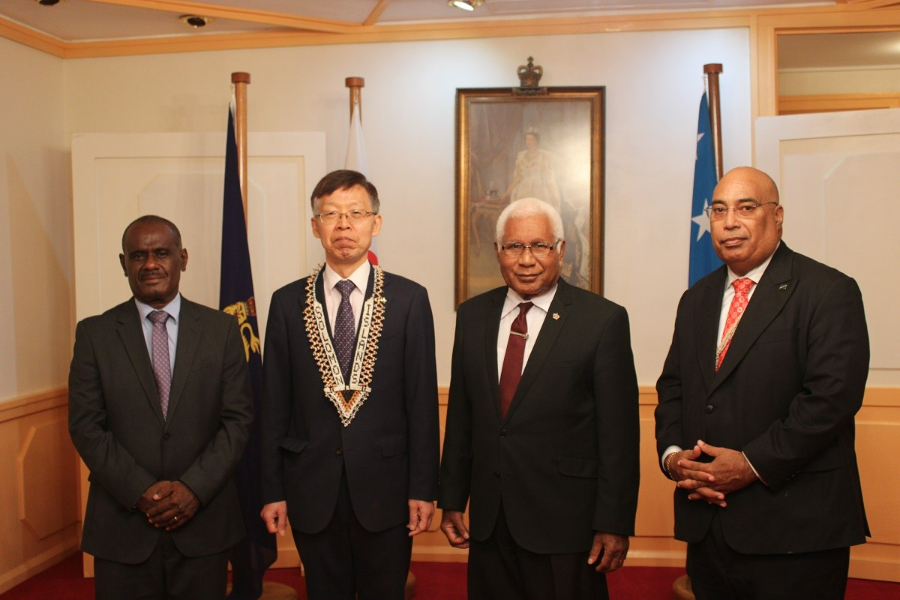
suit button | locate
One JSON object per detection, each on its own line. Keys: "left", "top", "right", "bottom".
{"left": 500, "top": 429, "right": 507, "bottom": 439}
{"left": 335, "top": 448, "right": 343, "bottom": 455}
{"left": 493, "top": 471, "right": 501, "bottom": 479}
{"left": 705, "top": 404, "right": 715, "bottom": 414}
{"left": 162, "top": 433, "right": 171, "bottom": 440}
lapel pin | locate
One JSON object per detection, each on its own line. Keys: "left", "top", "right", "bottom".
{"left": 778, "top": 284, "right": 788, "bottom": 291}
{"left": 552, "top": 313, "right": 560, "bottom": 320}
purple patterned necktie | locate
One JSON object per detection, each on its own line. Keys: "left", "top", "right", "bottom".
{"left": 334, "top": 280, "right": 356, "bottom": 381}
{"left": 147, "top": 310, "right": 172, "bottom": 419}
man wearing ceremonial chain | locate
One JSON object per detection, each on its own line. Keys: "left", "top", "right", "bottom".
{"left": 260, "top": 170, "right": 440, "bottom": 600}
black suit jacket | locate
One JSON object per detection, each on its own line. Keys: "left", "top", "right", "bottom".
{"left": 68, "top": 297, "right": 254, "bottom": 563}
{"left": 655, "top": 243, "right": 870, "bottom": 554}
{"left": 260, "top": 270, "right": 440, "bottom": 534}
{"left": 439, "top": 279, "right": 640, "bottom": 554}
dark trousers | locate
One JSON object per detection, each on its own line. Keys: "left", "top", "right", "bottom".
{"left": 292, "top": 471, "right": 412, "bottom": 600}
{"left": 687, "top": 511, "right": 851, "bottom": 600}
{"left": 468, "top": 504, "right": 609, "bottom": 600}
{"left": 93, "top": 532, "right": 228, "bottom": 600}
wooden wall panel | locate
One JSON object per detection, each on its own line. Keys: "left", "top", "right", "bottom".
{"left": 0, "top": 389, "right": 80, "bottom": 595}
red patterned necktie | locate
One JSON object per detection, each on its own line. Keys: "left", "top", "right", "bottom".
{"left": 148, "top": 310, "right": 172, "bottom": 419}
{"left": 716, "top": 278, "right": 754, "bottom": 372}
{"left": 498, "top": 302, "right": 534, "bottom": 418}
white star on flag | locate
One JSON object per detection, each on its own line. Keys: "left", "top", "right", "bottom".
{"left": 696, "top": 132, "right": 705, "bottom": 161}
{"left": 692, "top": 198, "right": 712, "bottom": 241}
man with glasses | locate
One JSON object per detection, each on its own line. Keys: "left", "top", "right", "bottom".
{"left": 260, "top": 170, "right": 439, "bottom": 599}
{"left": 439, "top": 198, "right": 640, "bottom": 599}
{"left": 656, "top": 167, "right": 870, "bottom": 599}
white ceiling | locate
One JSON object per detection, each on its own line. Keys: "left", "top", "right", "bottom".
{"left": 2, "top": 0, "right": 899, "bottom": 69}
{"left": 1, "top": 0, "right": 830, "bottom": 41}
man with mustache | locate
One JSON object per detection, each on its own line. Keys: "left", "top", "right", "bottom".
{"left": 439, "top": 198, "right": 640, "bottom": 599}
{"left": 69, "top": 215, "right": 254, "bottom": 599}
{"left": 260, "top": 170, "right": 439, "bottom": 600}
{"left": 655, "top": 167, "right": 870, "bottom": 599}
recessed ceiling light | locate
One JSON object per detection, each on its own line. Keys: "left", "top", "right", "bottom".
{"left": 448, "top": 0, "right": 485, "bottom": 11}
{"left": 179, "top": 15, "right": 213, "bottom": 28}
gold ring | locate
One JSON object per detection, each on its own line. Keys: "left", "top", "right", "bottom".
{"left": 173, "top": 516, "right": 178, "bottom": 522}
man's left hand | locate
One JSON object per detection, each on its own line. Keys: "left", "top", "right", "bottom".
{"left": 407, "top": 499, "right": 435, "bottom": 537}
{"left": 676, "top": 440, "right": 757, "bottom": 502}
{"left": 587, "top": 532, "right": 629, "bottom": 573}
{"left": 145, "top": 481, "right": 200, "bottom": 530}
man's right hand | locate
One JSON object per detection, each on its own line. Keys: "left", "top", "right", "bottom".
{"left": 261, "top": 501, "right": 289, "bottom": 536}
{"left": 440, "top": 510, "right": 470, "bottom": 549}
{"left": 135, "top": 481, "right": 174, "bottom": 515}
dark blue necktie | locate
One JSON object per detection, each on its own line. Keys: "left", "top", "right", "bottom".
{"left": 334, "top": 280, "right": 356, "bottom": 381}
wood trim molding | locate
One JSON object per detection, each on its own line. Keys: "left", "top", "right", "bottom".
{"left": 0, "top": 18, "right": 65, "bottom": 58}
{"left": 778, "top": 92, "right": 900, "bottom": 114}
{"left": 0, "top": 388, "right": 68, "bottom": 424}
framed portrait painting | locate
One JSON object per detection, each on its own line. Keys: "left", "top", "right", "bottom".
{"left": 455, "top": 86, "right": 605, "bottom": 305}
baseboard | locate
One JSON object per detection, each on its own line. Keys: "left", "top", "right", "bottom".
{"left": 0, "top": 533, "right": 80, "bottom": 595}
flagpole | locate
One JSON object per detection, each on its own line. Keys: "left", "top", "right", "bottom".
{"left": 703, "top": 63, "right": 724, "bottom": 180}
{"left": 346, "top": 77, "right": 364, "bottom": 124}
{"left": 232, "top": 72, "right": 251, "bottom": 222}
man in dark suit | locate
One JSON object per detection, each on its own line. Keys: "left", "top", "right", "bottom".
{"left": 439, "top": 198, "right": 640, "bottom": 600}
{"left": 68, "top": 215, "right": 254, "bottom": 599}
{"left": 655, "top": 167, "right": 870, "bottom": 600}
{"left": 260, "top": 170, "right": 440, "bottom": 600}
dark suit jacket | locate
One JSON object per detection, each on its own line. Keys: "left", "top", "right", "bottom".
{"left": 260, "top": 270, "right": 440, "bottom": 534}
{"left": 68, "top": 297, "right": 254, "bottom": 563}
{"left": 439, "top": 279, "right": 640, "bottom": 555}
{"left": 655, "top": 243, "right": 870, "bottom": 554}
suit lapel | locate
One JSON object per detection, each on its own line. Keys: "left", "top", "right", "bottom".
{"left": 711, "top": 244, "right": 796, "bottom": 393}
{"left": 503, "top": 280, "right": 572, "bottom": 422}
{"left": 115, "top": 301, "right": 165, "bottom": 426}
{"left": 482, "top": 288, "right": 506, "bottom": 421}
{"left": 696, "top": 268, "right": 727, "bottom": 395}
{"left": 168, "top": 298, "right": 202, "bottom": 423}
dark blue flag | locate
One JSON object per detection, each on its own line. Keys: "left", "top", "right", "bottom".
{"left": 220, "top": 105, "right": 276, "bottom": 599}
{"left": 688, "top": 93, "right": 722, "bottom": 287}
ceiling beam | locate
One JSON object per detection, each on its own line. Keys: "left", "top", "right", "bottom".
{"left": 364, "top": 0, "right": 393, "bottom": 27}
{"left": 82, "top": 0, "right": 360, "bottom": 34}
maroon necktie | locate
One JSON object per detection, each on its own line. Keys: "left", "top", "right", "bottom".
{"left": 498, "top": 302, "right": 533, "bottom": 418}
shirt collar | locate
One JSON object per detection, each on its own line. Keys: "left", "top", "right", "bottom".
{"left": 324, "top": 261, "right": 371, "bottom": 295}
{"left": 726, "top": 242, "right": 780, "bottom": 289}
{"left": 135, "top": 293, "right": 182, "bottom": 323}
{"left": 501, "top": 283, "right": 558, "bottom": 319}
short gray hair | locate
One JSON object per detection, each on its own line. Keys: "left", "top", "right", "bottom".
{"left": 495, "top": 198, "right": 565, "bottom": 244}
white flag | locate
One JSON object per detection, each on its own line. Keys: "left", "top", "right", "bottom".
{"left": 345, "top": 104, "right": 368, "bottom": 176}
{"left": 345, "top": 101, "right": 378, "bottom": 262}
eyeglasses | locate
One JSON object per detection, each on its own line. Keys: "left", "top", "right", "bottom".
{"left": 705, "top": 202, "right": 778, "bottom": 221}
{"left": 315, "top": 210, "right": 377, "bottom": 224}
{"left": 499, "top": 240, "right": 559, "bottom": 258}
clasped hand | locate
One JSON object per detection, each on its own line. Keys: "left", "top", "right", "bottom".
{"left": 668, "top": 440, "right": 757, "bottom": 507}
{"left": 136, "top": 481, "right": 200, "bottom": 530}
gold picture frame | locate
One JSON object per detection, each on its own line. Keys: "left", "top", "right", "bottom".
{"left": 455, "top": 86, "right": 605, "bottom": 306}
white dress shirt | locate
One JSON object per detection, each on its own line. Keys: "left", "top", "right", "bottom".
{"left": 496, "top": 284, "right": 558, "bottom": 381}
{"left": 135, "top": 293, "right": 181, "bottom": 374}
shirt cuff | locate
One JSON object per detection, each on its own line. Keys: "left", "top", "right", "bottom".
{"left": 742, "top": 451, "right": 767, "bottom": 486}
{"left": 662, "top": 445, "right": 682, "bottom": 475}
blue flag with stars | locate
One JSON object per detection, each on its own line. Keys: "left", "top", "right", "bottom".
{"left": 220, "top": 104, "right": 276, "bottom": 599}
{"left": 688, "top": 93, "right": 722, "bottom": 287}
